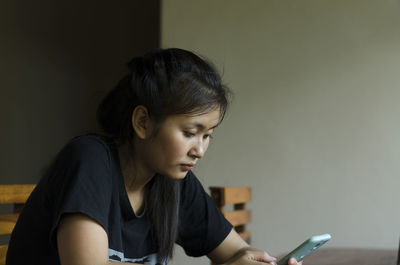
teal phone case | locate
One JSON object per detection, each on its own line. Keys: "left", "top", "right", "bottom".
{"left": 277, "top": 234, "right": 331, "bottom": 265}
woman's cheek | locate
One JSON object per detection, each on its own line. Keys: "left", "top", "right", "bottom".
{"left": 168, "top": 136, "right": 188, "bottom": 157}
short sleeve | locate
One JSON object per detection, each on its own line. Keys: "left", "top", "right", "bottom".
{"left": 177, "top": 171, "right": 233, "bottom": 257}
{"left": 44, "top": 135, "right": 113, "bottom": 248}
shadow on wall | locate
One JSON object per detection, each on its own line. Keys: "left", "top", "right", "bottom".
{"left": 0, "top": 0, "right": 160, "bottom": 184}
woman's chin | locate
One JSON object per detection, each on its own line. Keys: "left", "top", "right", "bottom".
{"left": 165, "top": 171, "right": 189, "bottom": 180}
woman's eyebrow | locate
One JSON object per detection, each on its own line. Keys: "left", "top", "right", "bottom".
{"left": 188, "top": 123, "right": 219, "bottom": 130}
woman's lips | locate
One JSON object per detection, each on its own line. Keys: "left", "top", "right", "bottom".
{"left": 181, "top": 164, "right": 195, "bottom": 171}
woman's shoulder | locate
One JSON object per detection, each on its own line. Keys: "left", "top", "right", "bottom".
{"left": 42, "top": 134, "right": 117, "bottom": 192}
{"left": 68, "top": 133, "right": 113, "bottom": 148}
{"left": 63, "top": 133, "right": 114, "bottom": 157}
{"left": 49, "top": 133, "right": 117, "bottom": 173}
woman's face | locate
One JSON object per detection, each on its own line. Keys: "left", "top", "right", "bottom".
{"left": 141, "top": 109, "right": 220, "bottom": 180}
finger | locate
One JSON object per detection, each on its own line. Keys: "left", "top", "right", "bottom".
{"left": 247, "top": 259, "right": 277, "bottom": 265}
{"left": 260, "top": 251, "right": 277, "bottom": 262}
{"left": 264, "top": 252, "right": 277, "bottom": 262}
{"left": 250, "top": 252, "right": 277, "bottom": 263}
{"left": 288, "top": 258, "right": 300, "bottom": 265}
{"left": 251, "top": 259, "right": 277, "bottom": 265}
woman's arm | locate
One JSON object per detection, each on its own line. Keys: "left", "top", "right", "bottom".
{"left": 207, "top": 228, "right": 302, "bottom": 265}
{"left": 57, "top": 213, "right": 140, "bottom": 265}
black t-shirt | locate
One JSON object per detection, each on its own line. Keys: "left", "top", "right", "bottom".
{"left": 6, "top": 134, "right": 232, "bottom": 265}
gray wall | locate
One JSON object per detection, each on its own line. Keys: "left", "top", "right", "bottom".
{"left": 0, "top": 0, "right": 160, "bottom": 184}
{"left": 161, "top": 1, "right": 400, "bottom": 264}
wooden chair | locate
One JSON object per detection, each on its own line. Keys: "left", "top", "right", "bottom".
{"left": 209, "top": 186, "right": 252, "bottom": 243}
{"left": 0, "top": 184, "right": 36, "bottom": 265}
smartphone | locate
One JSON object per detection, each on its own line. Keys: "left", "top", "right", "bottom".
{"left": 277, "top": 234, "right": 331, "bottom": 265}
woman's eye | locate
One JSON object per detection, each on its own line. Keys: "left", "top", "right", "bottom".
{"left": 204, "top": 134, "right": 213, "bottom": 140}
{"left": 184, "top": 131, "right": 195, "bottom": 137}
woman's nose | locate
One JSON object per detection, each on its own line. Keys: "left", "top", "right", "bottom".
{"left": 189, "top": 139, "right": 205, "bottom": 159}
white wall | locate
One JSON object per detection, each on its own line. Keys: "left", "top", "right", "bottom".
{"left": 162, "top": 1, "right": 400, "bottom": 264}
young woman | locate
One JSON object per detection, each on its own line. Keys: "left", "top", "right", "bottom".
{"left": 7, "top": 48, "right": 302, "bottom": 265}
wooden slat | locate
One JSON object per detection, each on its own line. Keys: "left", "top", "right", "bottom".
{"left": 224, "top": 187, "right": 251, "bottom": 204}
{"left": 0, "top": 214, "right": 18, "bottom": 235}
{"left": 0, "top": 185, "right": 35, "bottom": 204}
{"left": 209, "top": 186, "right": 252, "bottom": 265}
{"left": 224, "top": 210, "right": 251, "bottom": 226}
{"left": 0, "top": 245, "right": 7, "bottom": 265}
{"left": 239, "top": 231, "right": 251, "bottom": 241}
{"left": 210, "top": 187, "right": 251, "bottom": 206}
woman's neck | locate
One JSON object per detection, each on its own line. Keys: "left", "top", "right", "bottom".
{"left": 117, "top": 141, "right": 154, "bottom": 193}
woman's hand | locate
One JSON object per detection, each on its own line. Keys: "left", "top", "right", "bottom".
{"left": 207, "top": 229, "right": 304, "bottom": 265}
{"left": 224, "top": 247, "right": 304, "bottom": 265}
{"left": 224, "top": 247, "right": 277, "bottom": 265}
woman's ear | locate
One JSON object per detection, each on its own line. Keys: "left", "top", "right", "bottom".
{"left": 131, "top": 105, "right": 153, "bottom": 139}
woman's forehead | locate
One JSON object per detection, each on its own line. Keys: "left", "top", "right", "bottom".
{"left": 169, "top": 109, "right": 221, "bottom": 128}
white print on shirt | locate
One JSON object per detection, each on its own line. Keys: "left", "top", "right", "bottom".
{"left": 108, "top": 248, "right": 166, "bottom": 265}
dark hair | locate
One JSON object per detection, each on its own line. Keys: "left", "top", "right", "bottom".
{"left": 97, "top": 48, "right": 231, "bottom": 262}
